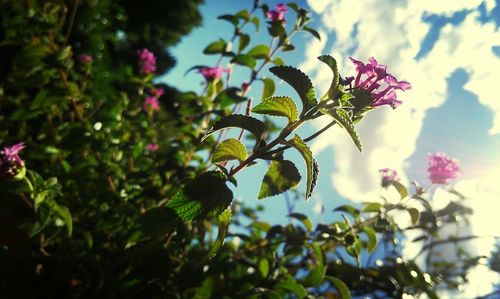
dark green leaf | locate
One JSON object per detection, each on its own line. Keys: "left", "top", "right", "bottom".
{"left": 318, "top": 55, "right": 339, "bottom": 102}
{"left": 408, "top": 208, "right": 420, "bottom": 226}
{"left": 286, "top": 134, "right": 319, "bottom": 200}
{"left": 326, "top": 109, "right": 363, "bottom": 153}
{"left": 303, "top": 26, "right": 321, "bottom": 40}
{"left": 214, "top": 87, "right": 247, "bottom": 108}
{"left": 282, "top": 44, "right": 295, "bottom": 52}
{"left": 388, "top": 180, "right": 408, "bottom": 199}
{"left": 258, "top": 160, "right": 301, "bottom": 199}
{"left": 207, "top": 207, "right": 232, "bottom": 259}
{"left": 230, "top": 54, "right": 256, "bottom": 69}
{"left": 326, "top": 276, "right": 351, "bottom": 299}
{"left": 269, "top": 66, "right": 317, "bottom": 118}
{"left": 218, "top": 14, "right": 239, "bottom": 26}
{"left": 289, "top": 213, "right": 312, "bottom": 231}
{"left": 261, "top": 77, "right": 275, "bottom": 101}
{"left": 251, "top": 96, "right": 299, "bottom": 123}
{"left": 334, "top": 205, "right": 360, "bottom": 219}
{"left": 247, "top": 44, "right": 270, "bottom": 59}
{"left": 166, "top": 171, "right": 233, "bottom": 221}
{"left": 126, "top": 207, "right": 179, "bottom": 248}
{"left": 238, "top": 34, "right": 250, "bottom": 53}
{"left": 52, "top": 204, "right": 73, "bottom": 237}
{"left": 287, "top": 3, "right": 300, "bottom": 12}
{"left": 212, "top": 138, "right": 247, "bottom": 163}
{"left": 204, "top": 39, "right": 226, "bottom": 55}
{"left": 235, "top": 9, "right": 250, "bottom": 21}
{"left": 363, "top": 227, "right": 377, "bottom": 253}
{"left": 273, "top": 275, "right": 307, "bottom": 298}
{"left": 268, "top": 22, "right": 286, "bottom": 38}
{"left": 302, "top": 243, "right": 326, "bottom": 287}
{"left": 203, "top": 114, "right": 265, "bottom": 149}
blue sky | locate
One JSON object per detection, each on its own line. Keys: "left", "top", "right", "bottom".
{"left": 162, "top": 1, "right": 500, "bottom": 296}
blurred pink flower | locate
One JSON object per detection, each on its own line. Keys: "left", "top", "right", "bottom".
{"left": 349, "top": 57, "right": 411, "bottom": 109}
{"left": 143, "top": 96, "right": 159, "bottom": 111}
{"left": 0, "top": 143, "right": 25, "bottom": 178}
{"left": 150, "top": 87, "right": 164, "bottom": 98}
{"left": 427, "top": 152, "right": 460, "bottom": 184}
{"left": 266, "top": 3, "right": 288, "bottom": 22}
{"left": 138, "top": 48, "right": 156, "bottom": 74}
{"left": 380, "top": 168, "right": 399, "bottom": 182}
{"left": 198, "top": 66, "right": 229, "bottom": 81}
{"left": 145, "top": 143, "right": 159, "bottom": 151}
{"left": 78, "top": 54, "right": 93, "bottom": 64}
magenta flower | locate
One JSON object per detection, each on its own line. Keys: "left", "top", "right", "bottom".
{"left": 143, "top": 96, "right": 159, "bottom": 111}
{"left": 138, "top": 48, "right": 156, "bottom": 74}
{"left": 0, "top": 143, "right": 26, "bottom": 179}
{"left": 266, "top": 3, "right": 288, "bottom": 22}
{"left": 348, "top": 57, "right": 411, "bottom": 109}
{"left": 79, "top": 54, "right": 93, "bottom": 64}
{"left": 380, "top": 168, "right": 399, "bottom": 182}
{"left": 198, "top": 66, "right": 229, "bottom": 81}
{"left": 427, "top": 152, "right": 460, "bottom": 184}
{"left": 150, "top": 87, "right": 164, "bottom": 98}
{"left": 145, "top": 143, "right": 159, "bottom": 151}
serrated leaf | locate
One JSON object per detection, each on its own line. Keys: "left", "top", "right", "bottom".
{"left": 258, "top": 160, "right": 301, "bottom": 199}
{"left": 218, "top": 14, "right": 239, "bottom": 26}
{"left": 274, "top": 275, "right": 307, "bottom": 298}
{"left": 166, "top": 171, "right": 233, "bottom": 221}
{"left": 207, "top": 207, "right": 232, "bottom": 259}
{"left": 318, "top": 55, "right": 339, "bottom": 102}
{"left": 261, "top": 77, "right": 275, "bottom": 101}
{"left": 407, "top": 208, "right": 420, "bottom": 226}
{"left": 251, "top": 96, "right": 298, "bottom": 123}
{"left": 230, "top": 54, "right": 256, "bottom": 69}
{"left": 303, "top": 26, "right": 321, "bottom": 40}
{"left": 238, "top": 34, "right": 250, "bottom": 53}
{"left": 204, "top": 39, "right": 226, "bottom": 55}
{"left": 247, "top": 44, "right": 270, "bottom": 59}
{"left": 269, "top": 66, "right": 317, "bottom": 117}
{"left": 212, "top": 138, "right": 247, "bottom": 163}
{"left": 326, "top": 276, "right": 351, "bottom": 299}
{"left": 327, "top": 109, "right": 363, "bottom": 153}
{"left": 250, "top": 16, "right": 260, "bottom": 32}
{"left": 286, "top": 134, "right": 319, "bottom": 200}
{"left": 203, "top": 114, "right": 265, "bottom": 149}
{"left": 289, "top": 213, "right": 312, "bottom": 231}
{"left": 363, "top": 226, "right": 377, "bottom": 253}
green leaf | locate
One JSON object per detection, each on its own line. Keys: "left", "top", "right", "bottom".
{"left": 289, "top": 213, "right": 312, "bottom": 231}
{"left": 269, "top": 66, "right": 317, "bottom": 118}
{"left": 362, "top": 202, "right": 382, "bottom": 213}
{"left": 326, "top": 276, "right": 351, "bottom": 299}
{"left": 250, "top": 16, "right": 260, "bottom": 32}
{"left": 258, "top": 258, "right": 270, "bottom": 278}
{"left": 203, "top": 114, "right": 265, "bottom": 149}
{"left": 230, "top": 54, "right": 256, "bottom": 69}
{"left": 52, "top": 204, "right": 73, "bottom": 237}
{"left": 247, "top": 44, "right": 270, "bottom": 59}
{"left": 235, "top": 9, "right": 250, "bottom": 21}
{"left": 302, "top": 243, "right": 326, "bottom": 287}
{"left": 273, "top": 275, "right": 307, "bottom": 298}
{"left": 207, "top": 207, "right": 232, "bottom": 259}
{"left": 166, "top": 171, "right": 233, "bottom": 221}
{"left": 238, "top": 34, "right": 250, "bottom": 53}
{"left": 251, "top": 96, "right": 298, "bottom": 123}
{"left": 363, "top": 227, "right": 377, "bottom": 253}
{"left": 303, "top": 26, "right": 321, "bottom": 40}
{"left": 286, "top": 134, "right": 319, "bottom": 200}
{"left": 282, "top": 44, "right": 295, "bottom": 52}
{"left": 218, "top": 14, "right": 239, "bottom": 26}
{"left": 273, "top": 57, "right": 285, "bottom": 66}
{"left": 407, "top": 208, "right": 420, "bottom": 226}
{"left": 204, "top": 39, "right": 226, "bottom": 55}
{"left": 214, "top": 87, "right": 247, "bottom": 108}
{"left": 126, "top": 207, "right": 179, "bottom": 248}
{"left": 268, "top": 22, "right": 286, "bottom": 38}
{"left": 326, "top": 109, "right": 363, "bottom": 153}
{"left": 317, "top": 55, "right": 339, "bottom": 102}
{"left": 287, "top": 3, "right": 300, "bottom": 12}
{"left": 212, "top": 138, "right": 247, "bottom": 163}
{"left": 261, "top": 77, "right": 275, "bottom": 101}
{"left": 388, "top": 180, "right": 408, "bottom": 199}
{"left": 334, "top": 205, "right": 360, "bottom": 219}
{"left": 258, "top": 160, "right": 301, "bottom": 199}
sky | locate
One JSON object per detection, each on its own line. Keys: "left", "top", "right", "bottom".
{"left": 163, "top": 0, "right": 500, "bottom": 297}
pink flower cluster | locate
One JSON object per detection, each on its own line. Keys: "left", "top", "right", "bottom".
{"left": 143, "top": 87, "right": 164, "bottom": 112}
{"left": 198, "top": 66, "right": 229, "bottom": 81}
{"left": 266, "top": 3, "right": 288, "bottom": 22}
{"left": 380, "top": 168, "right": 399, "bottom": 182}
{"left": 0, "top": 143, "right": 25, "bottom": 178}
{"left": 138, "top": 48, "right": 156, "bottom": 74}
{"left": 349, "top": 57, "right": 411, "bottom": 109}
{"left": 78, "top": 54, "right": 93, "bottom": 64}
{"left": 145, "top": 143, "right": 159, "bottom": 151}
{"left": 427, "top": 152, "right": 460, "bottom": 184}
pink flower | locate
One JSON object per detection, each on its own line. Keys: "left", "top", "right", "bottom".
{"left": 266, "top": 3, "right": 288, "bottom": 22}
{"left": 143, "top": 96, "right": 159, "bottom": 111}
{"left": 78, "top": 54, "right": 93, "bottom": 64}
{"left": 198, "top": 66, "right": 229, "bottom": 81}
{"left": 427, "top": 152, "right": 460, "bottom": 184}
{"left": 0, "top": 143, "right": 26, "bottom": 178}
{"left": 145, "top": 143, "right": 159, "bottom": 151}
{"left": 348, "top": 57, "right": 411, "bottom": 109}
{"left": 380, "top": 168, "right": 399, "bottom": 183}
{"left": 150, "top": 87, "right": 164, "bottom": 98}
{"left": 138, "top": 48, "right": 156, "bottom": 74}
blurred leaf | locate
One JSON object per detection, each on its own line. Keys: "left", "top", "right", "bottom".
{"left": 363, "top": 202, "right": 382, "bottom": 213}
{"left": 267, "top": 22, "right": 286, "bottom": 38}
{"left": 326, "top": 276, "right": 351, "bottom": 299}
{"left": 258, "top": 160, "right": 301, "bottom": 199}
{"left": 251, "top": 16, "right": 260, "bottom": 32}
{"left": 289, "top": 213, "right": 312, "bottom": 231}
{"left": 203, "top": 114, "right": 265, "bottom": 149}
{"left": 302, "top": 243, "right": 326, "bottom": 287}
{"left": 286, "top": 134, "right": 319, "bottom": 200}
{"left": 251, "top": 96, "right": 298, "bottom": 123}
{"left": 334, "top": 205, "right": 360, "bottom": 219}
{"left": 261, "top": 77, "right": 275, "bottom": 101}
{"left": 269, "top": 66, "right": 317, "bottom": 118}
{"left": 238, "top": 34, "right": 250, "bottom": 53}
{"left": 214, "top": 87, "right": 247, "bottom": 108}
{"left": 273, "top": 275, "right": 307, "bottom": 298}
{"left": 363, "top": 227, "right": 377, "bottom": 253}
{"left": 204, "top": 39, "right": 226, "bottom": 55}
{"left": 207, "top": 207, "right": 232, "bottom": 259}
{"left": 408, "top": 208, "right": 420, "bottom": 226}
{"left": 247, "top": 44, "right": 270, "bottom": 59}
{"left": 235, "top": 9, "right": 250, "bottom": 21}
{"left": 282, "top": 44, "right": 295, "bottom": 52}
{"left": 212, "top": 138, "right": 247, "bottom": 163}
{"left": 52, "top": 204, "right": 73, "bottom": 237}
{"left": 273, "top": 57, "right": 285, "bottom": 66}
{"left": 126, "top": 207, "right": 179, "bottom": 248}
{"left": 230, "top": 54, "right": 256, "bottom": 69}
{"left": 166, "top": 171, "right": 233, "bottom": 221}
{"left": 258, "top": 258, "right": 270, "bottom": 278}
{"left": 303, "top": 26, "right": 321, "bottom": 40}
{"left": 218, "top": 14, "right": 239, "bottom": 26}
{"left": 387, "top": 180, "right": 408, "bottom": 199}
